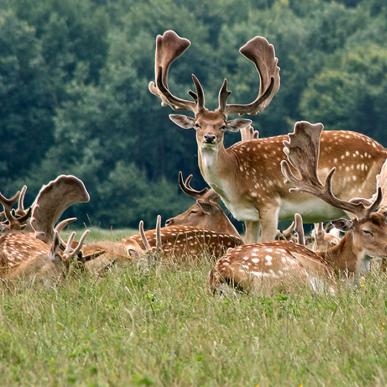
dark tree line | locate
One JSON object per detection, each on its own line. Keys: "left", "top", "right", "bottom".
{"left": 0, "top": 0, "right": 386, "bottom": 227}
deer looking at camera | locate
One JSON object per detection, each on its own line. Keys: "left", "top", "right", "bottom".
{"left": 149, "top": 30, "right": 386, "bottom": 242}
{"left": 208, "top": 122, "right": 387, "bottom": 293}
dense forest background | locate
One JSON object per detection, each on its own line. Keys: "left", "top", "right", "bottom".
{"left": 0, "top": 0, "right": 386, "bottom": 228}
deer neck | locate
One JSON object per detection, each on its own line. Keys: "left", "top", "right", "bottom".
{"left": 198, "top": 143, "right": 234, "bottom": 198}
{"left": 318, "top": 231, "right": 365, "bottom": 275}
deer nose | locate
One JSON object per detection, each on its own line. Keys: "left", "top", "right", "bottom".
{"left": 165, "top": 218, "right": 174, "bottom": 226}
{"left": 204, "top": 134, "right": 216, "bottom": 144}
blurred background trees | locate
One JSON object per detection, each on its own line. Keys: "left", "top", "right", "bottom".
{"left": 0, "top": 0, "right": 386, "bottom": 227}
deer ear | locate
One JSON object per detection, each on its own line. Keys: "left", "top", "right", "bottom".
{"left": 169, "top": 114, "right": 195, "bottom": 129}
{"left": 330, "top": 218, "right": 353, "bottom": 231}
{"left": 127, "top": 248, "right": 140, "bottom": 259}
{"left": 197, "top": 200, "right": 216, "bottom": 214}
{"left": 226, "top": 118, "right": 252, "bottom": 132}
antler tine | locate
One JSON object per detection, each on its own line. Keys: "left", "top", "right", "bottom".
{"left": 366, "top": 187, "right": 383, "bottom": 216}
{"left": 149, "top": 30, "right": 197, "bottom": 112}
{"left": 178, "top": 171, "right": 208, "bottom": 198}
{"left": 139, "top": 220, "right": 151, "bottom": 250}
{"left": 15, "top": 185, "right": 28, "bottom": 216}
{"left": 225, "top": 36, "right": 280, "bottom": 115}
{"left": 155, "top": 215, "right": 162, "bottom": 250}
{"left": 281, "top": 121, "right": 369, "bottom": 219}
{"left": 64, "top": 232, "right": 76, "bottom": 256}
{"left": 192, "top": 74, "right": 205, "bottom": 110}
{"left": 67, "top": 229, "right": 90, "bottom": 260}
{"left": 282, "top": 221, "right": 295, "bottom": 239}
{"left": 54, "top": 217, "right": 77, "bottom": 234}
{"left": 217, "top": 79, "right": 231, "bottom": 112}
{"left": 375, "top": 160, "right": 387, "bottom": 211}
{"left": 294, "top": 213, "right": 305, "bottom": 245}
{"left": 0, "top": 190, "right": 21, "bottom": 224}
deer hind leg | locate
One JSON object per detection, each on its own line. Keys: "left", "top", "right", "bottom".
{"left": 259, "top": 203, "right": 280, "bottom": 242}
{"left": 244, "top": 221, "right": 260, "bottom": 243}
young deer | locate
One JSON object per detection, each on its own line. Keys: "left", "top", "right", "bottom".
{"left": 208, "top": 121, "right": 387, "bottom": 293}
{"left": 149, "top": 30, "right": 386, "bottom": 242}
{"left": 165, "top": 172, "right": 240, "bottom": 237}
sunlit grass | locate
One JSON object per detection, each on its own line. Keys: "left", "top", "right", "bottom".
{"left": 0, "top": 229, "right": 386, "bottom": 386}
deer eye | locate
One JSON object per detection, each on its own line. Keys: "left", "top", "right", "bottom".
{"left": 189, "top": 209, "right": 199, "bottom": 214}
{"left": 362, "top": 229, "right": 373, "bottom": 237}
{"left": 220, "top": 124, "right": 227, "bottom": 131}
{"left": 194, "top": 123, "right": 200, "bottom": 129}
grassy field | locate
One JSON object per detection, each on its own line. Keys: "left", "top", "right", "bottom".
{"left": 0, "top": 229, "right": 386, "bottom": 386}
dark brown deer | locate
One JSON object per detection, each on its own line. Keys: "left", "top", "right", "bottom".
{"left": 208, "top": 122, "right": 387, "bottom": 293}
{"left": 149, "top": 30, "right": 386, "bottom": 242}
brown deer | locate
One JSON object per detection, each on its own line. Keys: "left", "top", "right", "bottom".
{"left": 149, "top": 30, "right": 386, "bottom": 242}
{"left": 308, "top": 222, "right": 341, "bottom": 251}
{"left": 1, "top": 225, "right": 90, "bottom": 282}
{"left": 0, "top": 175, "right": 92, "bottom": 282}
{"left": 208, "top": 121, "right": 387, "bottom": 293}
{"left": 0, "top": 185, "right": 31, "bottom": 232}
{"left": 165, "top": 172, "right": 240, "bottom": 237}
{"left": 84, "top": 215, "right": 243, "bottom": 273}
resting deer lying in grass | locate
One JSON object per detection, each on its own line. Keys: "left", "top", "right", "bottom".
{"left": 165, "top": 172, "right": 240, "bottom": 237}
{"left": 208, "top": 121, "right": 387, "bottom": 293}
{"left": 85, "top": 214, "right": 243, "bottom": 273}
{"left": 0, "top": 175, "right": 93, "bottom": 283}
{"left": 149, "top": 30, "right": 386, "bottom": 242}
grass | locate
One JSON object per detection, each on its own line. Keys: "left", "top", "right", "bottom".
{"left": 0, "top": 229, "right": 386, "bottom": 386}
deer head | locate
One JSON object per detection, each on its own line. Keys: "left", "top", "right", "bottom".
{"left": 0, "top": 185, "right": 31, "bottom": 232}
{"left": 149, "top": 30, "right": 280, "bottom": 150}
{"left": 281, "top": 121, "right": 387, "bottom": 261}
{"left": 165, "top": 172, "right": 239, "bottom": 237}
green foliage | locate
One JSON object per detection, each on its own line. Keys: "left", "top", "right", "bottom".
{"left": 0, "top": 0, "right": 385, "bottom": 226}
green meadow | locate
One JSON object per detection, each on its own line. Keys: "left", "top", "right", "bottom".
{"left": 0, "top": 229, "right": 385, "bottom": 386}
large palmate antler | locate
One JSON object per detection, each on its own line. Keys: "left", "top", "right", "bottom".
{"left": 149, "top": 30, "right": 280, "bottom": 116}
{"left": 30, "top": 175, "right": 90, "bottom": 244}
{"left": 280, "top": 121, "right": 382, "bottom": 220}
{"left": 218, "top": 36, "right": 280, "bottom": 115}
{"left": 148, "top": 30, "right": 202, "bottom": 112}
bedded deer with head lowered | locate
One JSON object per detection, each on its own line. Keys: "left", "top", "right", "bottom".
{"left": 0, "top": 175, "right": 94, "bottom": 282}
{"left": 208, "top": 122, "right": 387, "bottom": 293}
{"left": 149, "top": 30, "right": 387, "bottom": 242}
{"left": 165, "top": 172, "right": 240, "bottom": 237}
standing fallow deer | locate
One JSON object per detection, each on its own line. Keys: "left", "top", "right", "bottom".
{"left": 165, "top": 172, "right": 240, "bottom": 237}
{"left": 149, "top": 30, "right": 387, "bottom": 242}
{"left": 208, "top": 122, "right": 387, "bottom": 293}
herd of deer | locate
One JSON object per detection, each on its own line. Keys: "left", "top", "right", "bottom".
{"left": 1, "top": 30, "right": 386, "bottom": 293}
